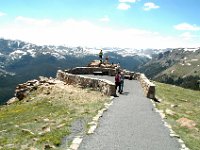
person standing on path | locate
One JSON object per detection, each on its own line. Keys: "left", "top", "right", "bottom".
{"left": 99, "top": 49, "right": 103, "bottom": 64}
{"left": 119, "top": 71, "right": 124, "bottom": 94}
{"left": 115, "top": 71, "right": 121, "bottom": 96}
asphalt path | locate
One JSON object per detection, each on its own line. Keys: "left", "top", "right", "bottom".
{"left": 79, "top": 75, "right": 181, "bottom": 150}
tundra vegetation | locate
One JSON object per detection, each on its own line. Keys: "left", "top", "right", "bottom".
{"left": 155, "top": 81, "right": 200, "bottom": 150}
{"left": 0, "top": 82, "right": 110, "bottom": 149}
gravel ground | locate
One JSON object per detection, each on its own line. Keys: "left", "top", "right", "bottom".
{"left": 79, "top": 75, "right": 181, "bottom": 150}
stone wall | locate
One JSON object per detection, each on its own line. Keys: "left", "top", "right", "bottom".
{"left": 11, "top": 67, "right": 155, "bottom": 103}
{"left": 56, "top": 70, "right": 116, "bottom": 96}
{"left": 66, "top": 67, "right": 116, "bottom": 76}
{"left": 65, "top": 67, "right": 155, "bottom": 99}
{"left": 66, "top": 67, "right": 136, "bottom": 79}
{"left": 138, "top": 73, "right": 155, "bottom": 99}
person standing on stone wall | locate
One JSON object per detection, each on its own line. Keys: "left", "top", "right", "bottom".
{"left": 115, "top": 62, "right": 120, "bottom": 73}
{"left": 99, "top": 49, "right": 103, "bottom": 64}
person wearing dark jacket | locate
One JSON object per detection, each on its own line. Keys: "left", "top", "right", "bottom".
{"left": 115, "top": 71, "right": 121, "bottom": 96}
{"left": 99, "top": 49, "right": 103, "bottom": 64}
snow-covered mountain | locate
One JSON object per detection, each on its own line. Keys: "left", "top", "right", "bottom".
{"left": 0, "top": 38, "right": 169, "bottom": 79}
{"left": 0, "top": 38, "right": 168, "bottom": 63}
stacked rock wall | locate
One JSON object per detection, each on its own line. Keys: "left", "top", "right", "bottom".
{"left": 66, "top": 67, "right": 136, "bottom": 79}
{"left": 12, "top": 67, "right": 155, "bottom": 103}
{"left": 65, "top": 67, "right": 155, "bottom": 99}
{"left": 138, "top": 74, "right": 155, "bottom": 99}
{"left": 67, "top": 67, "right": 116, "bottom": 76}
{"left": 56, "top": 70, "right": 116, "bottom": 96}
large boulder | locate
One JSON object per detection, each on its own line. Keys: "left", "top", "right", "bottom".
{"left": 87, "top": 60, "right": 101, "bottom": 67}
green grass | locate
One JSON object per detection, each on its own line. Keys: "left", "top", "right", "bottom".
{"left": 0, "top": 84, "right": 110, "bottom": 149}
{"left": 165, "top": 60, "right": 200, "bottom": 77}
{"left": 154, "top": 81, "right": 200, "bottom": 150}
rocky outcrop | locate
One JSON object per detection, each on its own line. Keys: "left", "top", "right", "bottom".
{"left": 9, "top": 77, "right": 59, "bottom": 103}
{"left": 87, "top": 60, "right": 116, "bottom": 68}
{"left": 56, "top": 70, "right": 116, "bottom": 96}
{"left": 15, "top": 79, "right": 39, "bottom": 100}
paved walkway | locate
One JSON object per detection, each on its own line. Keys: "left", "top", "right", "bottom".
{"left": 79, "top": 75, "right": 181, "bottom": 150}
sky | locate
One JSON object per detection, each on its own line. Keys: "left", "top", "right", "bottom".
{"left": 0, "top": 0, "right": 200, "bottom": 49}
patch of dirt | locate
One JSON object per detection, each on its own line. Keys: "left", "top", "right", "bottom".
{"left": 176, "top": 117, "right": 197, "bottom": 129}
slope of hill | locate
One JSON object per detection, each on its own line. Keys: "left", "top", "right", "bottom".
{"left": 138, "top": 48, "right": 200, "bottom": 90}
{"left": 155, "top": 81, "right": 200, "bottom": 150}
{"left": 0, "top": 79, "right": 110, "bottom": 149}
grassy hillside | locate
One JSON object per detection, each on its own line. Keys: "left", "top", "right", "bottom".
{"left": 159, "top": 49, "right": 200, "bottom": 77}
{"left": 139, "top": 49, "right": 200, "bottom": 90}
{"left": 0, "top": 81, "right": 110, "bottom": 149}
{"left": 155, "top": 57, "right": 200, "bottom": 90}
{"left": 155, "top": 81, "right": 200, "bottom": 150}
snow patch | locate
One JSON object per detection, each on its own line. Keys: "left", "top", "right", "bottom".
{"left": 27, "top": 49, "right": 36, "bottom": 57}
{"left": 184, "top": 48, "right": 199, "bottom": 52}
{"left": 9, "top": 50, "right": 27, "bottom": 60}
{"left": 51, "top": 53, "right": 65, "bottom": 60}
{"left": 42, "top": 52, "right": 51, "bottom": 55}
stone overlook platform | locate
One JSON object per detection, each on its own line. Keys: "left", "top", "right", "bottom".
{"left": 57, "top": 65, "right": 155, "bottom": 99}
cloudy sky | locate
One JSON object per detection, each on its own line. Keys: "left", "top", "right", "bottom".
{"left": 0, "top": 0, "right": 200, "bottom": 48}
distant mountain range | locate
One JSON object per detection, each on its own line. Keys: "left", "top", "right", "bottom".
{"left": 0, "top": 38, "right": 159, "bottom": 104}
{"left": 0, "top": 38, "right": 199, "bottom": 104}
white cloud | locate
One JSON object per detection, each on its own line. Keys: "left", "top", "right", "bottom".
{"left": 143, "top": 2, "right": 160, "bottom": 11}
{"left": 117, "top": 3, "right": 131, "bottom": 10}
{"left": 119, "top": 0, "right": 138, "bottom": 3}
{"left": 179, "top": 32, "right": 200, "bottom": 43}
{"left": 174, "top": 23, "right": 200, "bottom": 31}
{"left": 0, "top": 11, "right": 6, "bottom": 17}
{"left": 99, "top": 16, "right": 110, "bottom": 22}
{"left": 15, "top": 16, "right": 52, "bottom": 26}
{"left": 0, "top": 17, "right": 199, "bottom": 48}
{"left": 180, "top": 32, "right": 193, "bottom": 39}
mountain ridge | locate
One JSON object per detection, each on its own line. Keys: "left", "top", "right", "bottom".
{"left": 0, "top": 38, "right": 152, "bottom": 104}
{"left": 138, "top": 48, "right": 200, "bottom": 90}
{"left": 1, "top": 38, "right": 199, "bottom": 104}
